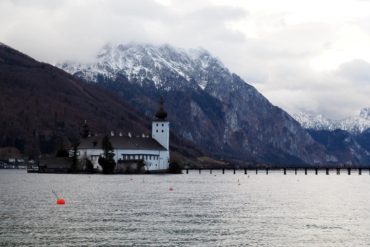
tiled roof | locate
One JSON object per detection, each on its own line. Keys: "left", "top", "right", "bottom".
{"left": 79, "top": 135, "right": 167, "bottom": 151}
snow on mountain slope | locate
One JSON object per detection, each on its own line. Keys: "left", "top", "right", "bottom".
{"left": 293, "top": 108, "right": 370, "bottom": 133}
{"left": 58, "top": 43, "right": 228, "bottom": 90}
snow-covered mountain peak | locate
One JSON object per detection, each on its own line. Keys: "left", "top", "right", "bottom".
{"left": 58, "top": 43, "right": 229, "bottom": 90}
{"left": 292, "top": 108, "right": 370, "bottom": 134}
{"left": 359, "top": 108, "right": 370, "bottom": 119}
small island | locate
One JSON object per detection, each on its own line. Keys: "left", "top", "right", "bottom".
{"left": 34, "top": 98, "right": 181, "bottom": 174}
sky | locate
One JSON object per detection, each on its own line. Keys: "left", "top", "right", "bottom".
{"left": 1, "top": 0, "right": 370, "bottom": 119}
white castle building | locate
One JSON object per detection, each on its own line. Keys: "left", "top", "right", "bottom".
{"left": 77, "top": 98, "right": 170, "bottom": 173}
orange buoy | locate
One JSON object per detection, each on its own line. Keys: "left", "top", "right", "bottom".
{"left": 56, "top": 198, "right": 65, "bottom": 205}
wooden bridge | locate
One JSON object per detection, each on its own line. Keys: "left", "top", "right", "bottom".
{"left": 183, "top": 168, "right": 370, "bottom": 175}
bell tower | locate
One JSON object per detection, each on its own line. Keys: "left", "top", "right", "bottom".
{"left": 152, "top": 97, "right": 169, "bottom": 150}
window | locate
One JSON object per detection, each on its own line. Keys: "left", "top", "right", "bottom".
{"left": 156, "top": 130, "right": 158, "bottom": 133}
{"left": 162, "top": 130, "right": 164, "bottom": 132}
{"left": 162, "top": 124, "right": 164, "bottom": 127}
{"left": 156, "top": 124, "right": 158, "bottom": 126}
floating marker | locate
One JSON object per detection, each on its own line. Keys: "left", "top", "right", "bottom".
{"left": 169, "top": 187, "right": 174, "bottom": 191}
{"left": 56, "top": 198, "right": 65, "bottom": 205}
{"left": 52, "top": 190, "right": 65, "bottom": 205}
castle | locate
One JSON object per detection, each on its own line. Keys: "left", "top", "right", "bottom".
{"left": 77, "top": 98, "right": 170, "bottom": 173}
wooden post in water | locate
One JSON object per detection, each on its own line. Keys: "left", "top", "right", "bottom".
{"left": 210, "top": 169, "right": 212, "bottom": 174}
{"left": 199, "top": 168, "right": 201, "bottom": 174}
{"left": 222, "top": 168, "right": 225, "bottom": 174}
{"left": 233, "top": 168, "right": 235, "bottom": 174}
{"left": 337, "top": 168, "right": 340, "bottom": 175}
{"left": 256, "top": 169, "right": 258, "bottom": 175}
{"left": 326, "top": 168, "right": 329, "bottom": 175}
{"left": 244, "top": 168, "right": 247, "bottom": 174}
{"left": 359, "top": 168, "right": 362, "bottom": 175}
{"left": 295, "top": 168, "right": 297, "bottom": 175}
{"left": 266, "top": 168, "right": 269, "bottom": 175}
{"left": 348, "top": 168, "right": 351, "bottom": 175}
{"left": 186, "top": 169, "right": 189, "bottom": 174}
{"left": 305, "top": 168, "right": 307, "bottom": 175}
{"left": 315, "top": 168, "right": 318, "bottom": 175}
{"left": 284, "top": 168, "right": 286, "bottom": 175}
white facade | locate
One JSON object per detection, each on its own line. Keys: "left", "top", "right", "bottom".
{"left": 79, "top": 148, "right": 169, "bottom": 172}
{"left": 152, "top": 121, "right": 169, "bottom": 150}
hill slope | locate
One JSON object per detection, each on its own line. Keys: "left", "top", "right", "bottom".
{"left": 0, "top": 43, "right": 157, "bottom": 158}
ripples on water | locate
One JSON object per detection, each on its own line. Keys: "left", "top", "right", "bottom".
{"left": 1, "top": 169, "right": 370, "bottom": 246}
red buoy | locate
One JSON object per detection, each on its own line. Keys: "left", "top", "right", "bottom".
{"left": 56, "top": 198, "right": 65, "bottom": 205}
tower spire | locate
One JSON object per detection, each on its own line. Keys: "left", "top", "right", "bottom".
{"left": 155, "top": 96, "right": 167, "bottom": 120}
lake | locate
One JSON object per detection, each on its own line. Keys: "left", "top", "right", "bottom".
{"left": 1, "top": 169, "right": 370, "bottom": 246}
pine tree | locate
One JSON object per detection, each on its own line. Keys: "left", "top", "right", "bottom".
{"left": 98, "top": 135, "right": 116, "bottom": 174}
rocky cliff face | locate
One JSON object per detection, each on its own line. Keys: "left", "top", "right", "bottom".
{"left": 59, "top": 43, "right": 335, "bottom": 166}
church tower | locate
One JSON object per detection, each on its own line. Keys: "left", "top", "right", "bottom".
{"left": 152, "top": 97, "right": 169, "bottom": 150}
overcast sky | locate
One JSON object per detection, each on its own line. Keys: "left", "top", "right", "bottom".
{"left": 1, "top": 0, "right": 370, "bottom": 119}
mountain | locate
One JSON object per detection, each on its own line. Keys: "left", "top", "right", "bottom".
{"left": 59, "top": 43, "right": 332, "bottom": 166}
{"left": 293, "top": 108, "right": 370, "bottom": 134}
{"left": 293, "top": 109, "right": 370, "bottom": 167}
{"left": 0, "top": 43, "right": 201, "bottom": 159}
{"left": 308, "top": 129, "right": 370, "bottom": 167}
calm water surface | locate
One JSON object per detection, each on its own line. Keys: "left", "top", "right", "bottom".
{"left": 1, "top": 169, "right": 370, "bottom": 246}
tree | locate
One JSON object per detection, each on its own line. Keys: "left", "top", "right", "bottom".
{"left": 98, "top": 135, "right": 116, "bottom": 174}
{"left": 85, "top": 158, "right": 94, "bottom": 173}
{"left": 81, "top": 120, "right": 90, "bottom": 138}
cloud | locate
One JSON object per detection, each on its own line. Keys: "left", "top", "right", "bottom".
{"left": 337, "top": 59, "right": 370, "bottom": 84}
{"left": 1, "top": 0, "right": 370, "bottom": 119}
